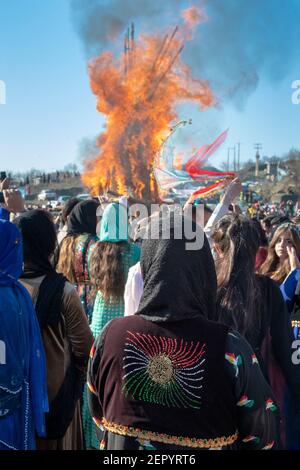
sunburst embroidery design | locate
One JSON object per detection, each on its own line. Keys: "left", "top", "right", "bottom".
{"left": 122, "top": 331, "right": 206, "bottom": 409}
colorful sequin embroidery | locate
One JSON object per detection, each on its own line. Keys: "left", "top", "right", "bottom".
{"left": 87, "top": 381, "right": 97, "bottom": 394}
{"left": 123, "top": 331, "right": 206, "bottom": 409}
{"left": 265, "top": 399, "right": 277, "bottom": 412}
{"left": 100, "top": 439, "right": 107, "bottom": 450}
{"left": 89, "top": 343, "right": 96, "bottom": 359}
{"left": 225, "top": 353, "right": 242, "bottom": 377}
{"left": 237, "top": 395, "right": 254, "bottom": 408}
{"left": 101, "top": 418, "right": 238, "bottom": 449}
{"left": 262, "top": 441, "right": 274, "bottom": 450}
{"left": 251, "top": 354, "right": 259, "bottom": 365}
{"left": 242, "top": 435, "right": 260, "bottom": 444}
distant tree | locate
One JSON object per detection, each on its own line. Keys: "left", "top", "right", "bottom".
{"left": 63, "top": 163, "right": 78, "bottom": 173}
{"left": 283, "top": 148, "right": 300, "bottom": 185}
{"left": 241, "top": 159, "right": 254, "bottom": 171}
{"left": 220, "top": 161, "right": 228, "bottom": 171}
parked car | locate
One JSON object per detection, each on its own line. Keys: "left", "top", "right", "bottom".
{"left": 50, "top": 200, "right": 60, "bottom": 209}
{"left": 37, "top": 190, "right": 57, "bottom": 201}
{"left": 57, "top": 195, "right": 71, "bottom": 205}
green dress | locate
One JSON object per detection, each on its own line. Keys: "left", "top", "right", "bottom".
{"left": 82, "top": 242, "right": 140, "bottom": 449}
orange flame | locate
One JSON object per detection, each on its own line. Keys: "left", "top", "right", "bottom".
{"left": 82, "top": 8, "right": 214, "bottom": 200}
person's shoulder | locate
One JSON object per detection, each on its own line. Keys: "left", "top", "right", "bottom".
{"left": 226, "top": 329, "right": 255, "bottom": 357}
{"left": 255, "top": 274, "right": 285, "bottom": 310}
{"left": 105, "top": 314, "right": 142, "bottom": 333}
{"left": 63, "top": 280, "right": 77, "bottom": 296}
{"left": 0, "top": 285, "right": 28, "bottom": 315}
{"left": 255, "top": 273, "right": 280, "bottom": 292}
{"left": 0, "top": 286, "right": 18, "bottom": 302}
{"left": 128, "top": 261, "right": 141, "bottom": 276}
{"left": 128, "top": 241, "right": 141, "bottom": 261}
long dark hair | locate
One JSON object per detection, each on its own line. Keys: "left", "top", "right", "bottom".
{"left": 211, "top": 214, "right": 261, "bottom": 335}
{"left": 89, "top": 241, "right": 127, "bottom": 302}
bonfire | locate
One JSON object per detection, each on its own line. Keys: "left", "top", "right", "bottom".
{"left": 82, "top": 6, "right": 215, "bottom": 200}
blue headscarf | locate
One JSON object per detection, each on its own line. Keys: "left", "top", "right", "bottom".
{"left": 100, "top": 203, "right": 128, "bottom": 242}
{"left": 0, "top": 220, "right": 48, "bottom": 450}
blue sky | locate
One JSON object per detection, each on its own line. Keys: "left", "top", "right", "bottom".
{"left": 0, "top": 0, "right": 299, "bottom": 173}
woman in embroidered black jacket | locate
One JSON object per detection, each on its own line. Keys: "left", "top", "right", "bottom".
{"left": 87, "top": 214, "right": 278, "bottom": 450}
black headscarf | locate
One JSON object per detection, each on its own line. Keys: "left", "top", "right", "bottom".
{"left": 15, "top": 210, "right": 57, "bottom": 278}
{"left": 67, "top": 199, "right": 99, "bottom": 236}
{"left": 136, "top": 213, "right": 217, "bottom": 323}
{"left": 15, "top": 210, "right": 67, "bottom": 329}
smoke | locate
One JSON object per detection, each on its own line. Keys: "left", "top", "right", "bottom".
{"left": 71, "top": 0, "right": 181, "bottom": 53}
{"left": 186, "top": 0, "right": 300, "bottom": 108}
{"left": 71, "top": 0, "right": 300, "bottom": 107}
{"left": 77, "top": 136, "right": 99, "bottom": 165}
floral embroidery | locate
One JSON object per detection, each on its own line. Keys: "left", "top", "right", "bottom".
{"left": 242, "top": 435, "right": 260, "bottom": 444}
{"left": 225, "top": 353, "right": 242, "bottom": 377}
{"left": 123, "top": 331, "right": 206, "bottom": 409}
{"left": 265, "top": 399, "right": 277, "bottom": 412}
{"left": 237, "top": 395, "right": 254, "bottom": 408}
{"left": 101, "top": 418, "right": 238, "bottom": 449}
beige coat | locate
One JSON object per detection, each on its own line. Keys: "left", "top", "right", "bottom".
{"left": 21, "top": 276, "right": 93, "bottom": 450}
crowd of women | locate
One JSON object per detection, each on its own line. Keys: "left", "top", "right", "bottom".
{"left": 1, "top": 178, "right": 300, "bottom": 451}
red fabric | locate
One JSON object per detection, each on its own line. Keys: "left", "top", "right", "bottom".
{"left": 185, "top": 129, "right": 229, "bottom": 173}
{"left": 191, "top": 181, "right": 226, "bottom": 198}
{"left": 255, "top": 247, "right": 268, "bottom": 272}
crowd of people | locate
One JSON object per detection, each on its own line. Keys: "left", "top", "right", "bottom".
{"left": 0, "top": 177, "right": 300, "bottom": 451}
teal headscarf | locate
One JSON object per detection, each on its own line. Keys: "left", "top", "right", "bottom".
{"left": 100, "top": 203, "right": 128, "bottom": 243}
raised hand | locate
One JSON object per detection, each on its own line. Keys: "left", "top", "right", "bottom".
{"left": 0, "top": 177, "right": 10, "bottom": 192}
{"left": 287, "top": 245, "right": 300, "bottom": 271}
{"left": 221, "top": 177, "right": 243, "bottom": 206}
{"left": 3, "top": 189, "right": 25, "bottom": 214}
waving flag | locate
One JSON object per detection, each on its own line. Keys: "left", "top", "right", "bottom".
{"left": 154, "top": 125, "right": 235, "bottom": 199}
{"left": 153, "top": 167, "right": 191, "bottom": 190}
{"left": 185, "top": 129, "right": 229, "bottom": 176}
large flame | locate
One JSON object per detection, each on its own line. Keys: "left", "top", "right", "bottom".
{"left": 82, "top": 6, "right": 214, "bottom": 200}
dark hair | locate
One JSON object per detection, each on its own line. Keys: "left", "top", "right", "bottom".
{"left": 89, "top": 241, "right": 127, "bottom": 302}
{"left": 262, "top": 216, "right": 274, "bottom": 229}
{"left": 270, "top": 215, "right": 291, "bottom": 228}
{"left": 61, "top": 198, "right": 80, "bottom": 225}
{"left": 211, "top": 214, "right": 261, "bottom": 335}
{"left": 252, "top": 218, "right": 268, "bottom": 247}
{"left": 15, "top": 210, "right": 58, "bottom": 273}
